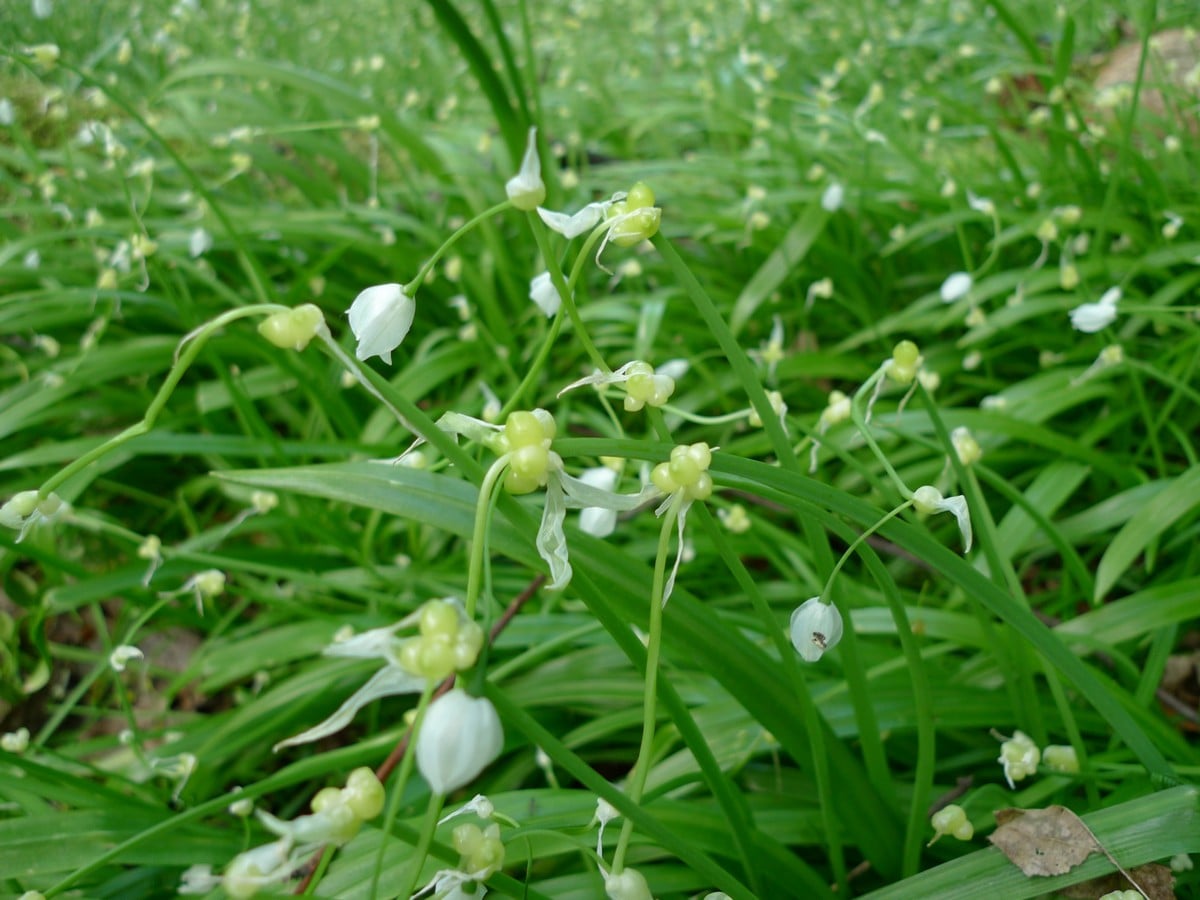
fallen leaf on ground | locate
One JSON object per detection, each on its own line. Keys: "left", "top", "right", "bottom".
{"left": 989, "top": 806, "right": 1099, "bottom": 876}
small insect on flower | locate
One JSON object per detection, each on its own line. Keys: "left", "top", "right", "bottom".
{"left": 789, "top": 596, "right": 844, "bottom": 662}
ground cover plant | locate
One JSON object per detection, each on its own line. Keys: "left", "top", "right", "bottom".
{"left": 2, "top": 0, "right": 1199, "bottom": 897}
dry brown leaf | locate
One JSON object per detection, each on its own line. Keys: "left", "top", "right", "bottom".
{"left": 1059, "top": 862, "right": 1175, "bottom": 900}
{"left": 989, "top": 806, "right": 1100, "bottom": 877}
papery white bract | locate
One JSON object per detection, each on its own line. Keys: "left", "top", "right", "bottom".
{"left": 348, "top": 283, "right": 415, "bottom": 364}
{"left": 789, "top": 596, "right": 844, "bottom": 662}
{"left": 416, "top": 689, "right": 504, "bottom": 794}
{"left": 912, "top": 485, "right": 972, "bottom": 551}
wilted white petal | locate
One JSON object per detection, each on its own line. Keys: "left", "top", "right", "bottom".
{"left": 109, "top": 645, "right": 144, "bottom": 672}
{"left": 416, "top": 689, "right": 504, "bottom": 794}
{"left": 1069, "top": 290, "right": 1120, "bottom": 333}
{"left": 347, "top": 283, "right": 415, "bottom": 364}
{"left": 912, "top": 485, "right": 973, "bottom": 551}
{"left": 940, "top": 272, "right": 973, "bottom": 303}
{"left": 789, "top": 597, "right": 844, "bottom": 662}
{"left": 656, "top": 496, "right": 693, "bottom": 607}
{"left": 538, "top": 474, "right": 572, "bottom": 590}
{"left": 529, "top": 271, "right": 560, "bottom": 317}
{"left": 537, "top": 202, "right": 609, "bottom": 239}
{"left": 559, "top": 470, "right": 655, "bottom": 511}
{"left": 322, "top": 621, "right": 406, "bottom": 660}
{"left": 274, "top": 664, "right": 424, "bottom": 751}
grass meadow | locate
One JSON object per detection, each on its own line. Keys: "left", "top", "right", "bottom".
{"left": 2, "top": 0, "right": 1199, "bottom": 897}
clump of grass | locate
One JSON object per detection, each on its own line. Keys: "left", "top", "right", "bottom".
{"left": 2, "top": 1, "right": 1199, "bottom": 899}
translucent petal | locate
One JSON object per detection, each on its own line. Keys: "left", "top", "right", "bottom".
{"left": 322, "top": 621, "right": 406, "bottom": 660}
{"left": 559, "top": 470, "right": 655, "bottom": 511}
{"left": 274, "top": 665, "right": 424, "bottom": 751}
{"left": 537, "top": 474, "right": 572, "bottom": 591}
{"left": 537, "top": 202, "right": 608, "bottom": 239}
{"left": 660, "top": 495, "right": 692, "bottom": 607}
{"left": 939, "top": 494, "right": 973, "bottom": 552}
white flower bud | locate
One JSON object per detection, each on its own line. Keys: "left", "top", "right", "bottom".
{"left": 529, "top": 271, "right": 561, "bottom": 317}
{"left": 506, "top": 127, "right": 545, "bottom": 210}
{"left": 347, "top": 283, "right": 415, "bottom": 364}
{"left": 940, "top": 271, "right": 973, "bottom": 303}
{"left": 416, "top": 690, "right": 504, "bottom": 794}
{"left": 605, "top": 867, "right": 653, "bottom": 900}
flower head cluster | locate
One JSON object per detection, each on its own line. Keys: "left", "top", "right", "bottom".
{"left": 650, "top": 443, "right": 714, "bottom": 605}
{"left": 537, "top": 182, "right": 661, "bottom": 269}
{"left": 180, "top": 768, "right": 385, "bottom": 899}
{"left": 274, "top": 598, "right": 482, "bottom": 751}
{"left": 559, "top": 360, "right": 677, "bottom": 412}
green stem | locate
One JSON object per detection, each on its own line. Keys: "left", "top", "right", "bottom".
{"left": 372, "top": 679, "right": 437, "bottom": 899}
{"left": 849, "top": 368, "right": 913, "bottom": 499}
{"left": 394, "top": 791, "right": 447, "bottom": 900}
{"left": 819, "top": 501, "right": 912, "bottom": 603}
{"left": 610, "top": 493, "right": 678, "bottom": 874}
{"left": 501, "top": 305, "right": 566, "bottom": 418}
{"left": 466, "top": 456, "right": 511, "bottom": 620}
{"left": 657, "top": 404, "right": 753, "bottom": 426}
{"left": 405, "top": 200, "right": 514, "bottom": 296}
{"left": 39, "top": 304, "right": 288, "bottom": 498}
{"left": 528, "top": 214, "right": 607, "bottom": 373}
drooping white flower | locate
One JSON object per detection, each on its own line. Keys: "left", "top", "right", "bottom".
{"left": 109, "top": 645, "right": 144, "bottom": 672}
{"left": 0, "top": 490, "right": 67, "bottom": 543}
{"left": 789, "top": 596, "right": 844, "bottom": 662}
{"left": 347, "top": 283, "right": 415, "bottom": 364}
{"left": 416, "top": 689, "right": 504, "bottom": 794}
{"left": 528, "top": 271, "right": 561, "bottom": 317}
{"left": 821, "top": 182, "right": 844, "bottom": 212}
{"left": 1069, "top": 286, "right": 1120, "bottom": 333}
{"left": 911, "top": 485, "right": 972, "bottom": 552}
{"left": 940, "top": 271, "right": 973, "bottom": 303}
{"left": 505, "top": 127, "right": 545, "bottom": 210}
{"left": 188, "top": 227, "right": 213, "bottom": 258}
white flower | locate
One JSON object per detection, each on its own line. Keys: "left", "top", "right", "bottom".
{"left": 109, "top": 645, "right": 144, "bottom": 672}
{"left": 416, "top": 689, "right": 504, "bottom": 794}
{"left": 1068, "top": 286, "right": 1120, "bottom": 333}
{"left": 1, "top": 727, "right": 30, "bottom": 753}
{"left": 939, "top": 271, "right": 973, "bottom": 303}
{"left": 188, "top": 227, "right": 213, "bottom": 258}
{"left": 749, "top": 315, "right": 786, "bottom": 382}
{"left": 911, "top": 485, "right": 972, "bottom": 552}
{"left": 537, "top": 182, "right": 660, "bottom": 269}
{"left": 529, "top": 271, "right": 560, "bottom": 317}
{"left": 821, "top": 182, "right": 844, "bottom": 212}
{"left": 505, "top": 127, "right": 545, "bottom": 210}
{"left": 578, "top": 466, "right": 620, "bottom": 538}
{"left": 951, "top": 426, "right": 982, "bottom": 466}
{"left": 0, "top": 98, "right": 15, "bottom": 126}
{"left": 593, "top": 797, "right": 620, "bottom": 857}
{"left": 789, "top": 597, "right": 844, "bottom": 662}
{"left": 604, "top": 867, "right": 653, "bottom": 900}
{"left": 222, "top": 840, "right": 295, "bottom": 900}
{"left": 1042, "top": 744, "right": 1079, "bottom": 774}
{"left": 347, "top": 283, "right": 415, "bottom": 364}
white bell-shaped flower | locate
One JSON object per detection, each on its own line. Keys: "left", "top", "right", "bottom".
{"left": 605, "top": 867, "right": 653, "bottom": 900}
{"left": 577, "top": 467, "right": 621, "bottom": 537}
{"left": 1068, "top": 286, "right": 1120, "bottom": 333}
{"left": 416, "top": 689, "right": 504, "bottom": 794}
{"left": 789, "top": 596, "right": 844, "bottom": 662}
{"left": 347, "top": 283, "right": 415, "bottom": 364}
{"left": 940, "top": 271, "right": 973, "bottom": 303}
